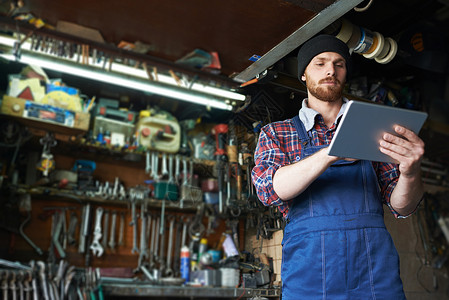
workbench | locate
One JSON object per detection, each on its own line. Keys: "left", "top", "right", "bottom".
{"left": 101, "top": 280, "right": 281, "bottom": 299}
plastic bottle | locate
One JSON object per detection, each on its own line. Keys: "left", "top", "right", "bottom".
{"left": 96, "top": 127, "right": 104, "bottom": 143}
{"left": 189, "top": 237, "right": 200, "bottom": 271}
{"left": 180, "top": 245, "right": 190, "bottom": 283}
{"left": 198, "top": 238, "right": 208, "bottom": 261}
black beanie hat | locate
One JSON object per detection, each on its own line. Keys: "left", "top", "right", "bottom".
{"left": 297, "top": 34, "right": 352, "bottom": 84}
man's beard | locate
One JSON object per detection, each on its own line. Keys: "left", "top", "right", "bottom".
{"left": 306, "top": 77, "right": 344, "bottom": 102}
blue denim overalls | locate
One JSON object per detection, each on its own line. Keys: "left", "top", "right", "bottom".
{"left": 281, "top": 116, "right": 405, "bottom": 300}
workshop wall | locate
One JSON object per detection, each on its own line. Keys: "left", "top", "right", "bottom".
{"left": 385, "top": 201, "right": 449, "bottom": 300}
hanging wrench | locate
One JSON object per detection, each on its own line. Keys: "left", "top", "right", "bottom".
{"left": 52, "top": 211, "right": 66, "bottom": 259}
{"left": 112, "top": 177, "right": 120, "bottom": 201}
{"left": 118, "top": 211, "right": 125, "bottom": 246}
{"left": 89, "top": 207, "right": 104, "bottom": 257}
{"left": 181, "top": 218, "right": 188, "bottom": 247}
{"left": 173, "top": 220, "right": 183, "bottom": 277}
{"left": 153, "top": 217, "right": 160, "bottom": 266}
{"left": 23, "top": 271, "right": 32, "bottom": 300}
{"left": 180, "top": 158, "right": 189, "bottom": 208}
{"left": 78, "top": 204, "right": 91, "bottom": 254}
{"left": 164, "top": 217, "right": 175, "bottom": 277}
{"left": 129, "top": 191, "right": 139, "bottom": 254}
{"left": 101, "top": 209, "right": 110, "bottom": 249}
{"left": 138, "top": 203, "right": 149, "bottom": 267}
{"left": 17, "top": 272, "right": 24, "bottom": 300}
{"left": 108, "top": 211, "right": 117, "bottom": 249}
{"left": 182, "top": 158, "right": 189, "bottom": 186}
{"left": 151, "top": 152, "right": 159, "bottom": 180}
{"left": 149, "top": 216, "right": 157, "bottom": 267}
{"left": 161, "top": 152, "right": 169, "bottom": 178}
{"left": 9, "top": 271, "right": 16, "bottom": 300}
{"left": 146, "top": 213, "right": 152, "bottom": 249}
{"left": 175, "top": 155, "right": 181, "bottom": 185}
{"left": 158, "top": 216, "right": 166, "bottom": 274}
{"left": 37, "top": 261, "right": 49, "bottom": 300}
{"left": 30, "top": 262, "right": 38, "bottom": 300}
{"left": 145, "top": 151, "right": 151, "bottom": 174}
{"left": 67, "top": 211, "right": 78, "bottom": 246}
{"left": 168, "top": 154, "right": 175, "bottom": 184}
{"left": 1, "top": 271, "right": 8, "bottom": 300}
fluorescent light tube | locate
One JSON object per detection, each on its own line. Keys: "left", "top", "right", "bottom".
{"left": 1, "top": 52, "right": 234, "bottom": 111}
{"left": 0, "top": 35, "right": 246, "bottom": 103}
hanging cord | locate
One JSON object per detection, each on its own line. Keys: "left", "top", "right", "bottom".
{"left": 354, "top": 0, "right": 374, "bottom": 12}
{"left": 414, "top": 207, "right": 437, "bottom": 293}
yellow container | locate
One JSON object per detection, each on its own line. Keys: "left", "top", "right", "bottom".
{"left": 136, "top": 116, "right": 180, "bottom": 153}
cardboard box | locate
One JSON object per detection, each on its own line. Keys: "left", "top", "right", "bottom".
{"left": 1, "top": 96, "right": 90, "bottom": 131}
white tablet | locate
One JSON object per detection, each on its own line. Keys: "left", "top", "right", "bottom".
{"left": 327, "top": 100, "right": 428, "bottom": 163}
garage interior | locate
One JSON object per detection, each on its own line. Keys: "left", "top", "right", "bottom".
{"left": 0, "top": 0, "right": 449, "bottom": 299}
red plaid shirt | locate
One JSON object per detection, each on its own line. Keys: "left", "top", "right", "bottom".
{"left": 251, "top": 113, "right": 402, "bottom": 218}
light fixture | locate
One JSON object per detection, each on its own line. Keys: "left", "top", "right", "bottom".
{"left": 0, "top": 35, "right": 246, "bottom": 110}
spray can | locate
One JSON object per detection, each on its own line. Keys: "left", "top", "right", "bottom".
{"left": 198, "top": 238, "right": 208, "bottom": 260}
{"left": 180, "top": 245, "right": 190, "bottom": 283}
{"left": 189, "top": 237, "right": 200, "bottom": 271}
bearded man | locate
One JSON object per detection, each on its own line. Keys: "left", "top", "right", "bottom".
{"left": 251, "top": 34, "right": 425, "bottom": 300}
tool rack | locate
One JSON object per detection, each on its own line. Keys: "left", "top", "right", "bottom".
{"left": 0, "top": 112, "right": 283, "bottom": 299}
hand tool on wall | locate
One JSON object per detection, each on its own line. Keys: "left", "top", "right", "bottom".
{"left": 206, "top": 208, "right": 218, "bottom": 235}
{"left": 158, "top": 215, "right": 166, "bottom": 275}
{"left": 23, "top": 271, "right": 32, "bottom": 300}
{"left": 179, "top": 119, "right": 197, "bottom": 155}
{"left": 67, "top": 211, "right": 78, "bottom": 247}
{"left": 138, "top": 203, "right": 149, "bottom": 268}
{"left": 149, "top": 217, "right": 158, "bottom": 268}
{"left": 9, "top": 271, "right": 19, "bottom": 300}
{"left": 189, "top": 203, "right": 206, "bottom": 242}
{"left": 145, "top": 151, "right": 151, "bottom": 174}
{"left": 18, "top": 194, "right": 43, "bottom": 255}
{"left": 52, "top": 211, "right": 66, "bottom": 258}
{"left": 118, "top": 212, "right": 125, "bottom": 247}
{"left": 146, "top": 212, "right": 152, "bottom": 252}
{"left": 173, "top": 219, "right": 183, "bottom": 277}
{"left": 78, "top": 204, "right": 91, "bottom": 254}
{"left": 175, "top": 155, "right": 181, "bottom": 185}
{"left": 61, "top": 209, "right": 68, "bottom": 250}
{"left": 37, "top": 132, "right": 57, "bottom": 177}
{"left": 225, "top": 163, "right": 232, "bottom": 208}
{"left": 37, "top": 261, "right": 50, "bottom": 300}
{"left": 2, "top": 270, "right": 9, "bottom": 300}
{"left": 108, "top": 210, "right": 117, "bottom": 249}
{"left": 154, "top": 219, "right": 161, "bottom": 265}
{"left": 112, "top": 177, "right": 121, "bottom": 201}
{"left": 16, "top": 272, "right": 24, "bottom": 300}
{"left": 129, "top": 190, "right": 139, "bottom": 254}
{"left": 227, "top": 218, "right": 240, "bottom": 251}
{"left": 151, "top": 152, "right": 159, "bottom": 180}
{"left": 212, "top": 124, "right": 229, "bottom": 214}
{"left": 101, "top": 209, "right": 109, "bottom": 249}
{"left": 147, "top": 215, "right": 154, "bottom": 266}
{"left": 89, "top": 207, "right": 104, "bottom": 257}
{"left": 161, "top": 153, "right": 169, "bottom": 178}
{"left": 164, "top": 217, "right": 175, "bottom": 277}
{"left": 168, "top": 154, "right": 175, "bottom": 184}
{"left": 141, "top": 263, "right": 158, "bottom": 283}
{"left": 181, "top": 216, "right": 189, "bottom": 248}
{"left": 179, "top": 157, "right": 188, "bottom": 208}
{"left": 29, "top": 261, "right": 39, "bottom": 300}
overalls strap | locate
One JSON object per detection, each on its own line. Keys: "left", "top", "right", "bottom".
{"left": 291, "top": 115, "right": 310, "bottom": 146}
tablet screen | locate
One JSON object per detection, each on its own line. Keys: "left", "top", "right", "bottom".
{"left": 327, "top": 100, "right": 428, "bottom": 163}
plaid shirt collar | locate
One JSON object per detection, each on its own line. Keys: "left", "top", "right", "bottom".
{"left": 299, "top": 97, "right": 350, "bottom": 131}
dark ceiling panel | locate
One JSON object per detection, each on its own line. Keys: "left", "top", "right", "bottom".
{"left": 23, "top": 0, "right": 318, "bottom": 76}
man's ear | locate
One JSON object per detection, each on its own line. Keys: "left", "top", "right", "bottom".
{"left": 301, "top": 74, "right": 306, "bottom": 82}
